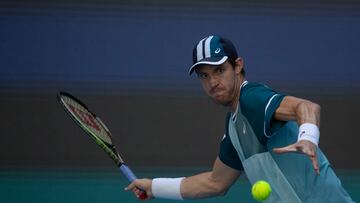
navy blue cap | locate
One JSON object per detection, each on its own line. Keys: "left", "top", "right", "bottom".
{"left": 189, "top": 35, "right": 238, "bottom": 75}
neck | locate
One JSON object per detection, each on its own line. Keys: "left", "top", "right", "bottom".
{"left": 229, "top": 76, "right": 245, "bottom": 113}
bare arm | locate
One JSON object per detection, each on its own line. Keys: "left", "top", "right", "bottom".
{"left": 274, "top": 96, "right": 321, "bottom": 126}
{"left": 125, "top": 157, "right": 241, "bottom": 200}
{"left": 181, "top": 157, "right": 241, "bottom": 199}
{"left": 273, "top": 96, "right": 321, "bottom": 174}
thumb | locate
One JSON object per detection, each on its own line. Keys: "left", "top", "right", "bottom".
{"left": 124, "top": 181, "right": 136, "bottom": 191}
{"left": 273, "top": 143, "right": 298, "bottom": 154}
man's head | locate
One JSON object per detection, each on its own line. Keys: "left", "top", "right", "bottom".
{"left": 188, "top": 35, "right": 243, "bottom": 75}
{"left": 189, "top": 35, "right": 245, "bottom": 108}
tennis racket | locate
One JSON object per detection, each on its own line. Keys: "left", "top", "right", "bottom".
{"left": 57, "top": 92, "right": 147, "bottom": 199}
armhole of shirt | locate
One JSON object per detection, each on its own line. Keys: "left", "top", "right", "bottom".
{"left": 263, "top": 94, "right": 286, "bottom": 138}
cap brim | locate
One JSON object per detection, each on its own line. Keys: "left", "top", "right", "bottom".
{"left": 188, "top": 56, "right": 228, "bottom": 75}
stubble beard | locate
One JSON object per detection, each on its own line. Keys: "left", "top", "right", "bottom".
{"left": 209, "top": 89, "right": 234, "bottom": 107}
{"left": 210, "top": 78, "right": 240, "bottom": 108}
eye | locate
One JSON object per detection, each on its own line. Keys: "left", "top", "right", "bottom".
{"left": 216, "top": 67, "right": 225, "bottom": 74}
{"left": 197, "top": 72, "right": 208, "bottom": 79}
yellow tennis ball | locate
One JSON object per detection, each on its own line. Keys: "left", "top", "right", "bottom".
{"left": 251, "top": 180, "right": 272, "bottom": 202}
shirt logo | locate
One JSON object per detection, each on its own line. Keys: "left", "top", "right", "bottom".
{"left": 214, "top": 48, "right": 221, "bottom": 54}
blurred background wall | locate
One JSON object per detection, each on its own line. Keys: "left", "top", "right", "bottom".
{"left": 1, "top": 0, "right": 360, "bottom": 170}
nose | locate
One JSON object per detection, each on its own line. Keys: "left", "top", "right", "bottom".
{"left": 209, "top": 75, "right": 218, "bottom": 88}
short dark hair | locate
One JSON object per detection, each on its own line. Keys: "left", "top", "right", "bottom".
{"left": 228, "top": 59, "right": 246, "bottom": 76}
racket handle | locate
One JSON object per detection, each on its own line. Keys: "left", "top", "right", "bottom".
{"left": 120, "top": 164, "right": 137, "bottom": 181}
{"left": 120, "top": 164, "right": 147, "bottom": 200}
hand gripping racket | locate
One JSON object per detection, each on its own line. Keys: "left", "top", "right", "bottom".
{"left": 57, "top": 92, "right": 147, "bottom": 199}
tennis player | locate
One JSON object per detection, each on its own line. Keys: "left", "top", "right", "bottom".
{"left": 125, "top": 35, "right": 354, "bottom": 202}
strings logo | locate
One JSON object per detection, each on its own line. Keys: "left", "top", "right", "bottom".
{"left": 68, "top": 104, "right": 101, "bottom": 131}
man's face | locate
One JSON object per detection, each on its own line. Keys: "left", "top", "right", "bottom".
{"left": 195, "top": 61, "right": 239, "bottom": 106}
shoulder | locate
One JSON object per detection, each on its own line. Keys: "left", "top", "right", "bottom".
{"left": 218, "top": 113, "right": 243, "bottom": 171}
{"left": 241, "top": 82, "right": 275, "bottom": 97}
{"left": 219, "top": 133, "right": 243, "bottom": 171}
{"left": 239, "top": 81, "right": 287, "bottom": 139}
{"left": 240, "top": 82, "right": 281, "bottom": 109}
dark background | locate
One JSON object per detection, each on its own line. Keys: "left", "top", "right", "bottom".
{"left": 1, "top": 0, "right": 360, "bottom": 170}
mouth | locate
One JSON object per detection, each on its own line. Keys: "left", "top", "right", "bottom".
{"left": 210, "top": 89, "right": 226, "bottom": 101}
{"left": 208, "top": 87, "right": 232, "bottom": 106}
{"left": 210, "top": 86, "right": 224, "bottom": 94}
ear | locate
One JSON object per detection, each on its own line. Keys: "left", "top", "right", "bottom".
{"left": 234, "top": 57, "right": 244, "bottom": 75}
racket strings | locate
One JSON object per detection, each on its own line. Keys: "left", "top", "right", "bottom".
{"left": 61, "top": 96, "right": 113, "bottom": 145}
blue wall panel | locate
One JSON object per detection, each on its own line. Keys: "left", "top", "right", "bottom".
{"left": 1, "top": 4, "right": 360, "bottom": 95}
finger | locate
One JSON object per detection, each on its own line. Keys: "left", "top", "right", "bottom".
{"left": 297, "top": 141, "right": 320, "bottom": 174}
{"left": 133, "top": 188, "right": 139, "bottom": 194}
{"left": 309, "top": 154, "right": 320, "bottom": 175}
{"left": 273, "top": 144, "right": 298, "bottom": 154}
{"left": 124, "top": 182, "right": 136, "bottom": 191}
{"left": 129, "top": 181, "right": 150, "bottom": 200}
{"left": 131, "top": 188, "right": 143, "bottom": 200}
{"left": 131, "top": 188, "right": 148, "bottom": 200}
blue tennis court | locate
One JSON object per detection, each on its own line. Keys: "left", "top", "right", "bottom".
{"left": 1, "top": 168, "right": 359, "bottom": 202}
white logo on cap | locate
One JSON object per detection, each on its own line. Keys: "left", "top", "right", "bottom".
{"left": 215, "top": 48, "right": 221, "bottom": 54}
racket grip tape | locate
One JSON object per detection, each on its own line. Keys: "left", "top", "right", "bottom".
{"left": 120, "top": 164, "right": 137, "bottom": 181}
{"left": 120, "top": 164, "right": 147, "bottom": 200}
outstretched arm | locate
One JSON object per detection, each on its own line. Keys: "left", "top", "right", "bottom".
{"left": 272, "top": 96, "right": 321, "bottom": 174}
{"left": 181, "top": 157, "right": 241, "bottom": 199}
{"left": 125, "top": 157, "right": 241, "bottom": 200}
{"left": 274, "top": 96, "right": 320, "bottom": 127}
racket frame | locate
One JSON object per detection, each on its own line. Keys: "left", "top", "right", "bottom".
{"left": 57, "top": 92, "right": 124, "bottom": 166}
{"left": 57, "top": 92, "right": 147, "bottom": 199}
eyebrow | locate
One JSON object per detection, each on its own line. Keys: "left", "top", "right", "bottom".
{"left": 211, "top": 66, "right": 223, "bottom": 73}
